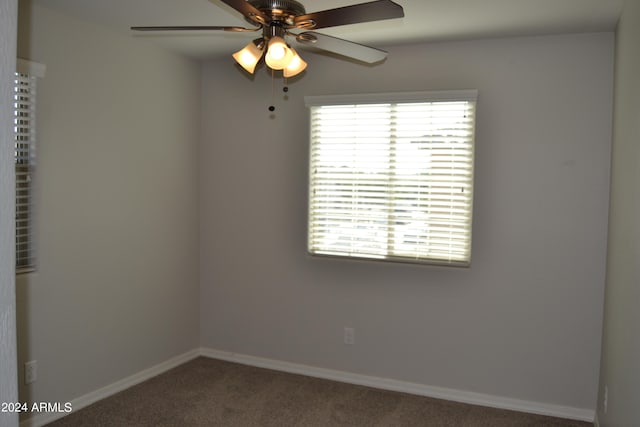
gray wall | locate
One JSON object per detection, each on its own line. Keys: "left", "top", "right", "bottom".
{"left": 13, "top": 1, "right": 620, "bottom": 421}
{"left": 597, "top": 0, "right": 640, "bottom": 425}
{"left": 16, "top": 3, "right": 201, "bottom": 409}
{"left": 200, "top": 32, "right": 614, "bottom": 414}
{"left": 0, "top": 0, "right": 18, "bottom": 426}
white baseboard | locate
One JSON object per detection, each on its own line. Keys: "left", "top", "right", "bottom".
{"left": 200, "top": 347, "right": 595, "bottom": 423}
{"left": 19, "top": 349, "right": 200, "bottom": 427}
{"left": 18, "top": 347, "right": 596, "bottom": 426}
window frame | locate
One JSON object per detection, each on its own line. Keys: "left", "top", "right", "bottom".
{"left": 305, "top": 90, "right": 478, "bottom": 267}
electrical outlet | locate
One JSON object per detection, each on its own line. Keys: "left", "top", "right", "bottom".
{"left": 603, "top": 385, "right": 608, "bottom": 414}
{"left": 344, "top": 327, "right": 355, "bottom": 345}
{"left": 25, "top": 360, "right": 37, "bottom": 384}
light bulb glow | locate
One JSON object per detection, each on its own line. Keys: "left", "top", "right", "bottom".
{"left": 269, "top": 45, "right": 286, "bottom": 60}
{"left": 239, "top": 50, "right": 255, "bottom": 63}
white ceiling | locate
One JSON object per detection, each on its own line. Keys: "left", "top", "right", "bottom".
{"left": 32, "top": 0, "right": 624, "bottom": 59}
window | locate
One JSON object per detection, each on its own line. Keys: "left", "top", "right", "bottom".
{"left": 14, "top": 59, "right": 45, "bottom": 273}
{"left": 305, "top": 90, "right": 477, "bottom": 266}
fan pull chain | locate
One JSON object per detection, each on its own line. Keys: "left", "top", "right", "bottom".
{"left": 268, "top": 74, "right": 291, "bottom": 113}
{"left": 268, "top": 69, "right": 276, "bottom": 112}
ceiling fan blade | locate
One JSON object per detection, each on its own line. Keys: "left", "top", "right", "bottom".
{"left": 215, "top": 0, "right": 269, "bottom": 25}
{"left": 131, "top": 26, "right": 258, "bottom": 32}
{"left": 296, "top": 32, "right": 387, "bottom": 64}
{"left": 294, "top": 0, "right": 403, "bottom": 30}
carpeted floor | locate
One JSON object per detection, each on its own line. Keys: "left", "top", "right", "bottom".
{"left": 46, "top": 357, "right": 591, "bottom": 426}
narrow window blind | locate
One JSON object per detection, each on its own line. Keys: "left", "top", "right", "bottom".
{"left": 14, "top": 60, "right": 44, "bottom": 272}
{"left": 14, "top": 72, "right": 37, "bottom": 271}
{"left": 306, "top": 90, "right": 477, "bottom": 266}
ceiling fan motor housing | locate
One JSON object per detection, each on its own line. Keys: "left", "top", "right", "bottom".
{"left": 247, "top": 0, "right": 307, "bottom": 26}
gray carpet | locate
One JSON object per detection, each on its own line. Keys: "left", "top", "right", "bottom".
{"left": 46, "top": 357, "right": 591, "bottom": 427}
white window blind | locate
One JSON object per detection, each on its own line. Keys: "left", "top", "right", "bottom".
{"left": 14, "top": 59, "right": 45, "bottom": 272}
{"left": 305, "top": 90, "right": 477, "bottom": 266}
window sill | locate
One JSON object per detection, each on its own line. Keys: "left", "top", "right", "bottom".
{"left": 16, "top": 267, "right": 36, "bottom": 276}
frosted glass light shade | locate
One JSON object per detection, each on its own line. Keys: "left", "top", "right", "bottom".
{"left": 232, "top": 40, "right": 264, "bottom": 74}
{"left": 265, "top": 37, "right": 293, "bottom": 70}
{"left": 283, "top": 48, "right": 307, "bottom": 78}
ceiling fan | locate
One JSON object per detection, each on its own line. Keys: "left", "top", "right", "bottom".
{"left": 132, "top": 0, "right": 404, "bottom": 78}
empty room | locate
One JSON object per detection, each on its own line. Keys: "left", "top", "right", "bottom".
{"left": 0, "top": 0, "right": 638, "bottom": 426}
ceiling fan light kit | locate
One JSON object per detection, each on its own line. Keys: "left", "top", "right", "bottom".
{"left": 132, "top": 0, "right": 404, "bottom": 78}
